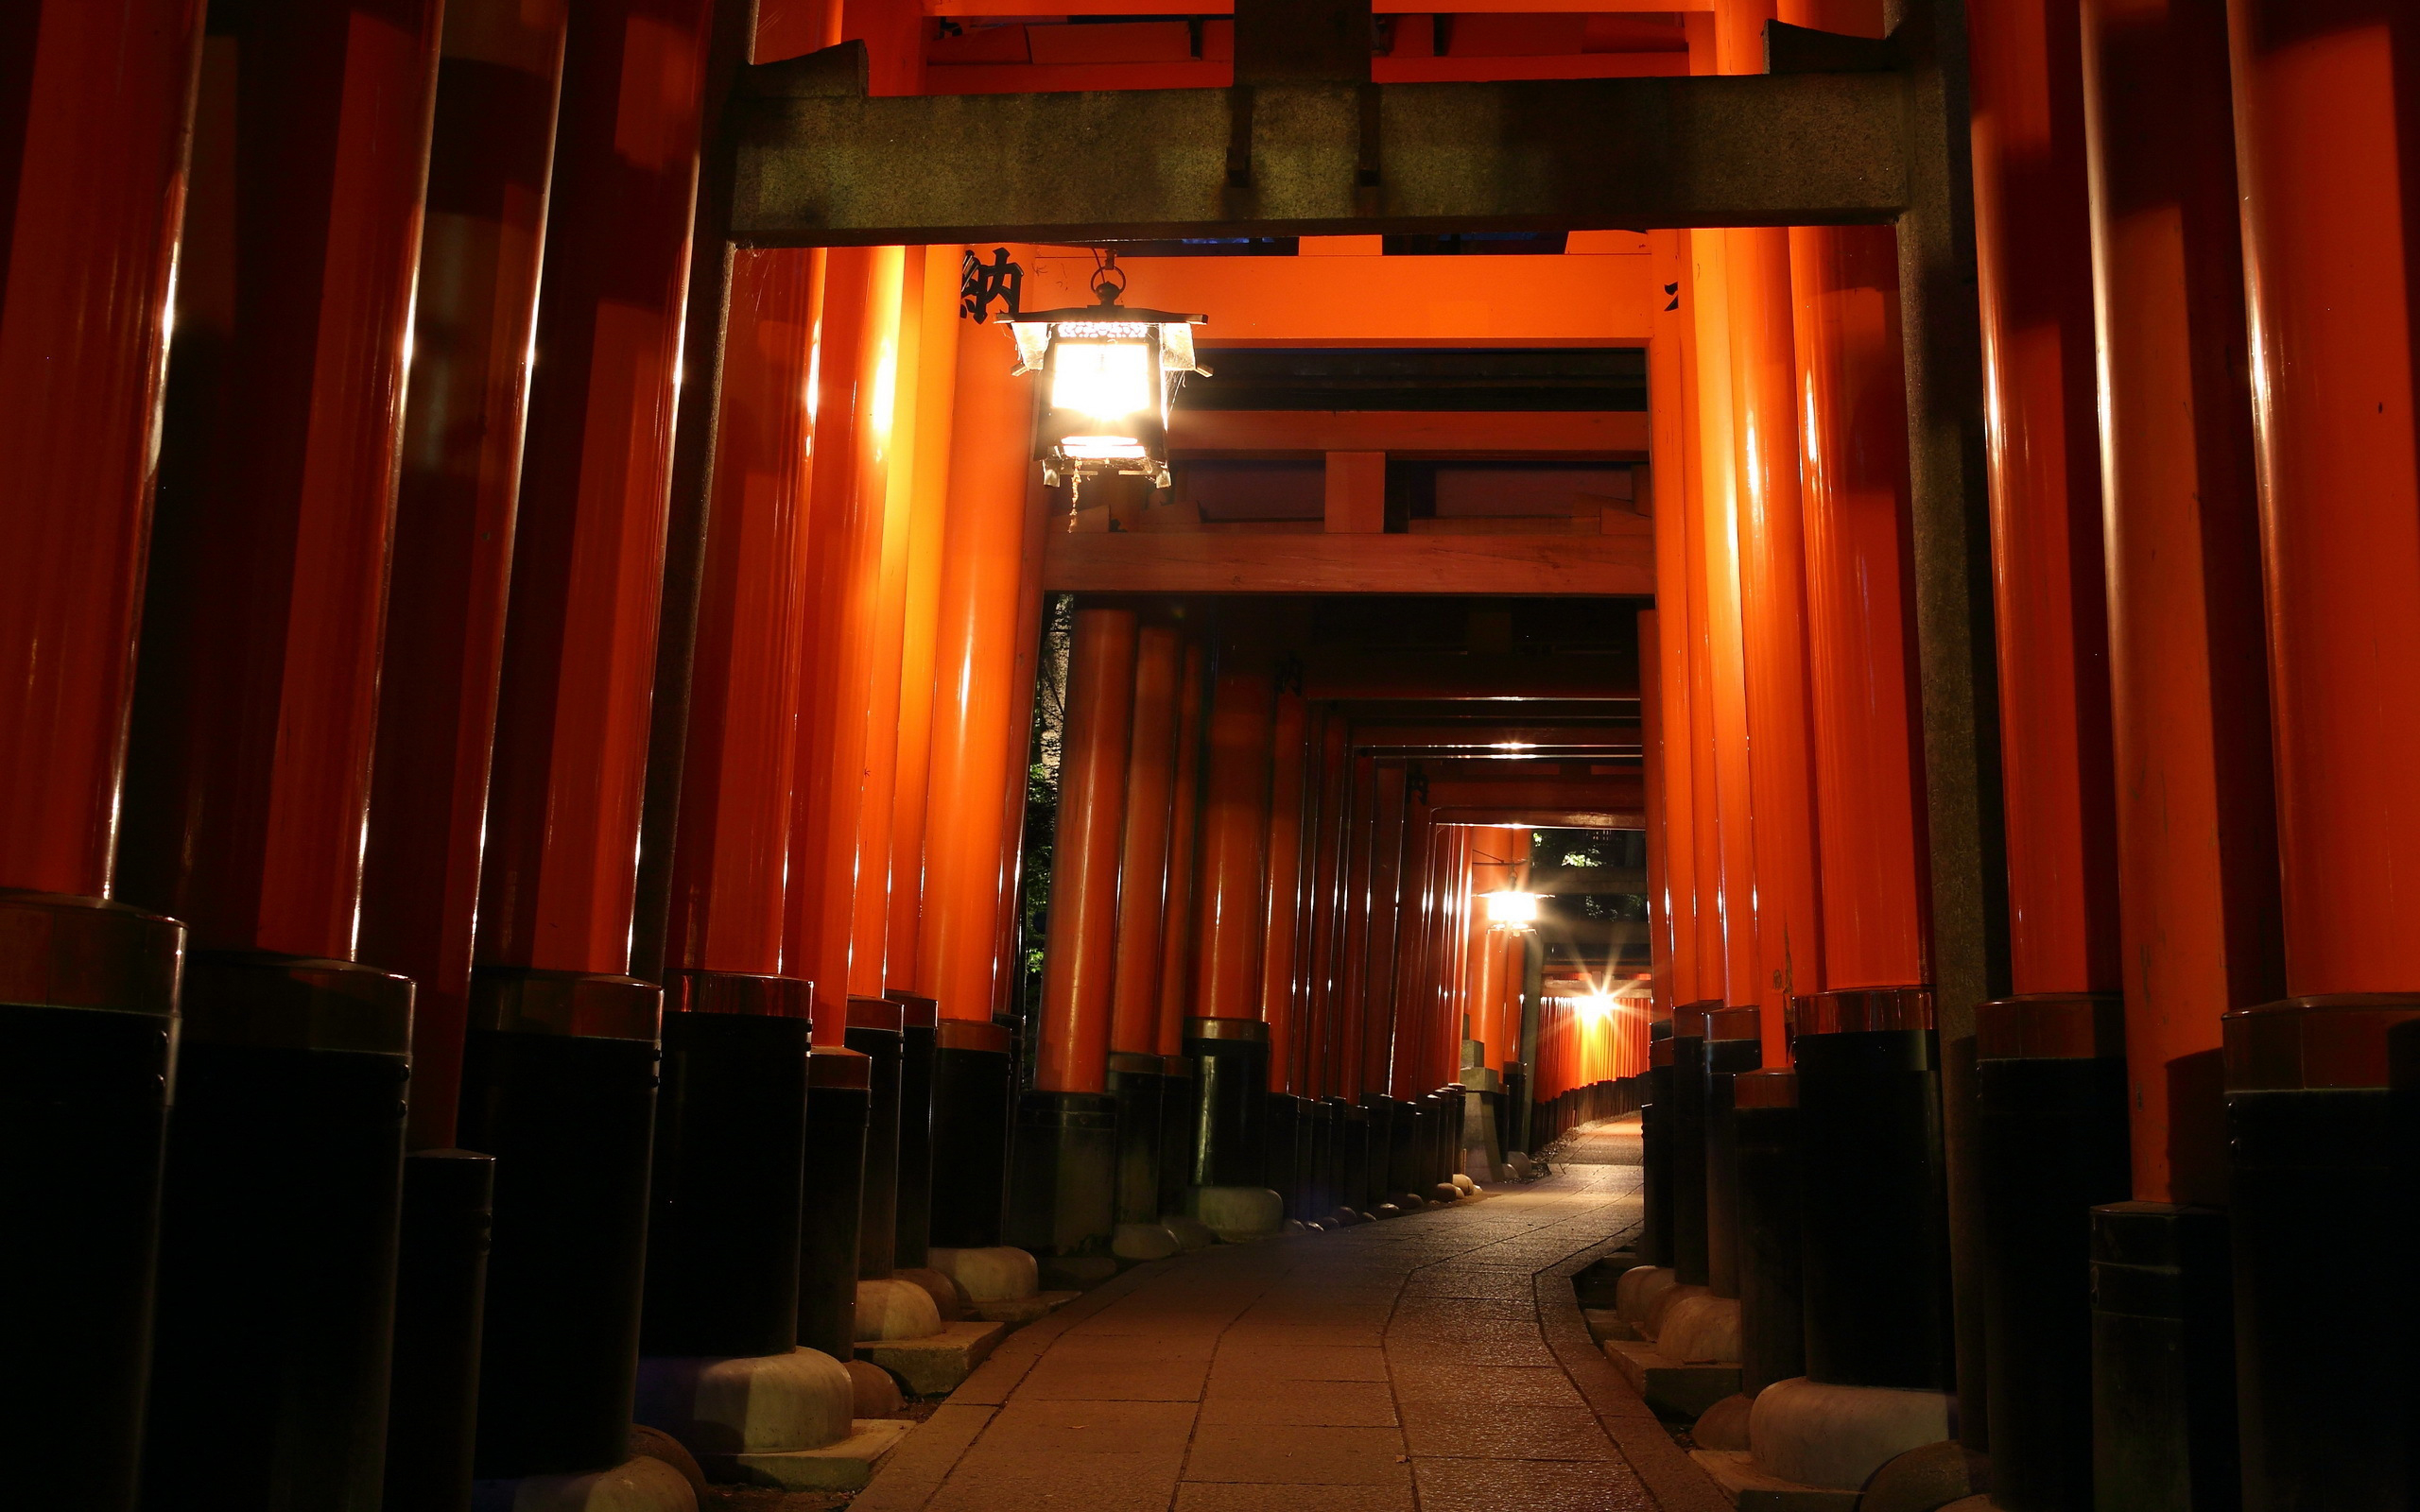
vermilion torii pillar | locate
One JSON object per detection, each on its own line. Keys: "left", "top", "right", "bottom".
{"left": 788, "top": 245, "right": 908, "bottom": 1039}
{"left": 111, "top": 3, "right": 440, "bottom": 1503}
{"left": 2076, "top": 2, "right": 2275, "bottom": 1505}
{"left": 644, "top": 243, "right": 823, "bottom": 1368}
{"left": 2225, "top": 4, "right": 2420, "bottom": 1503}
{"left": 461, "top": 0, "right": 712, "bottom": 1482}
{"left": 1186, "top": 658, "right": 1277, "bottom": 1218}
{"left": 915, "top": 293, "right": 1033, "bottom": 1250}
{"left": 0, "top": 5, "right": 203, "bottom": 1505}
{"left": 1018, "top": 606, "right": 1134, "bottom": 1258}
{"left": 363, "top": 0, "right": 572, "bottom": 1162}
{"left": 1963, "top": 0, "right": 2133, "bottom": 1488}
{"left": 1107, "top": 623, "right": 1184, "bottom": 1248}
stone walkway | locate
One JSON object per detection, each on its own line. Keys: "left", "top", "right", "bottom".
{"left": 856, "top": 1121, "right": 1732, "bottom": 1512}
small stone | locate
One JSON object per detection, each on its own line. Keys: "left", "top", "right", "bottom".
{"left": 1507, "top": 1152, "right": 1536, "bottom": 1179}
{"left": 1450, "top": 1173, "right": 1477, "bottom": 1194}
{"left": 1431, "top": 1182, "right": 1461, "bottom": 1203}
{"left": 1371, "top": 1202, "right": 1403, "bottom": 1219}
{"left": 1325, "top": 1208, "right": 1365, "bottom": 1228}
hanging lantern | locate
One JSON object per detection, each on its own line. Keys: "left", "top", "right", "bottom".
{"left": 1007, "top": 253, "right": 1207, "bottom": 498}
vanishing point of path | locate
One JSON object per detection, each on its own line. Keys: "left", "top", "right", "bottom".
{"left": 855, "top": 1121, "right": 1731, "bottom": 1512}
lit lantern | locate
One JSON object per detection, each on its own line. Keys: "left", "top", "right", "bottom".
{"left": 1576, "top": 991, "right": 1614, "bottom": 1022}
{"left": 1007, "top": 255, "right": 1206, "bottom": 497}
{"left": 1484, "top": 889, "right": 1541, "bottom": 927}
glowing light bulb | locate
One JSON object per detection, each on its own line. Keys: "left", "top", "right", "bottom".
{"left": 1484, "top": 889, "right": 1540, "bottom": 926}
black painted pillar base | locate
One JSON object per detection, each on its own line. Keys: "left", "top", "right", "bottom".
{"left": 385, "top": 1149, "right": 494, "bottom": 1512}
{"left": 1670, "top": 1004, "right": 1714, "bottom": 1287}
{"left": 1643, "top": 1027, "right": 1673, "bottom": 1269}
{"left": 1184, "top": 1017, "right": 1269, "bottom": 1188}
{"left": 1007, "top": 1089, "right": 1117, "bottom": 1257}
{"left": 1431, "top": 1087, "right": 1458, "bottom": 1185}
{"left": 928, "top": 1018, "right": 1012, "bottom": 1249}
{"left": 799, "top": 1045, "right": 872, "bottom": 1361}
{"left": 1387, "top": 1094, "right": 1422, "bottom": 1201}
{"left": 1791, "top": 988, "right": 1953, "bottom": 1393}
{"left": 1500, "top": 1068, "right": 1525, "bottom": 1157}
{"left": 1734, "top": 1070, "right": 1804, "bottom": 1397}
{"left": 144, "top": 954, "right": 414, "bottom": 1509}
{"left": 888, "top": 993, "right": 939, "bottom": 1269}
{"left": 1976, "top": 994, "right": 2132, "bottom": 1512}
{"left": 1109, "top": 1053, "right": 1167, "bottom": 1225}
{"left": 1263, "top": 1091, "right": 1303, "bottom": 1216}
{"left": 1157, "top": 1056, "right": 1195, "bottom": 1218}
{"left": 1703, "top": 1006, "right": 1761, "bottom": 1299}
{"left": 1329, "top": 1097, "right": 1368, "bottom": 1216}
{"left": 458, "top": 970, "right": 660, "bottom": 1480}
{"left": 2226, "top": 997, "right": 2419, "bottom": 1511}
{"left": 642, "top": 972, "right": 810, "bottom": 1360}
{"left": 1304, "top": 1098, "right": 1334, "bottom": 1219}
{"left": 2090, "top": 1201, "right": 2238, "bottom": 1512}
{"left": 1359, "top": 1094, "right": 1395, "bottom": 1209}
{"left": 0, "top": 890, "right": 181, "bottom": 1512}
{"left": 846, "top": 998, "right": 905, "bottom": 1279}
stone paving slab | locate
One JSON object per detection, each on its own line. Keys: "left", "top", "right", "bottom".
{"left": 856, "top": 1120, "right": 1733, "bottom": 1511}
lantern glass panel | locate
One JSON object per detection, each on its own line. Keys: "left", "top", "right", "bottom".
{"left": 1051, "top": 338, "right": 1155, "bottom": 425}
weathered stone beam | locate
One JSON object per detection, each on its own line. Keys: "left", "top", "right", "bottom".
{"left": 729, "top": 71, "right": 1909, "bottom": 246}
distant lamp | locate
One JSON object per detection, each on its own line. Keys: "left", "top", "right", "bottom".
{"left": 1008, "top": 254, "right": 1206, "bottom": 499}
{"left": 1484, "top": 889, "right": 1540, "bottom": 927}
{"left": 1576, "top": 992, "right": 1614, "bottom": 1022}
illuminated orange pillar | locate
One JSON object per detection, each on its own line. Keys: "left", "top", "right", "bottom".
{"left": 1335, "top": 753, "right": 1377, "bottom": 1100}
{"left": 1153, "top": 641, "right": 1209, "bottom": 1057}
{"left": 1686, "top": 226, "right": 1761, "bottom": 1026}
{"left": 915, "top": 311, "right": 1034, "bottom": 1022}
{"left": 787, "top": 246, "right": 907, "bottom": 1040}
{"left": 1111, "top": 626, "right": 1185, "bottom": 1056}
{"left": 1727, "top": 222, "right": 1823, "bottom": 1027}
{"left": 1299, "top": 711, "right": 1350, "bottom": 1091}
{"left": 363, "top": 0, "right": 573, "bottom": 1153}
{"left": 663, "top": 251, "right": 821, "bottom": 987}
{"left": 1465, "top": 832, "right": 1516, "bottom": 1069}
{"left": 1259, "top": 689, "right": 1311, "bottom": 1089}
{"left": 2228, "top": 10, "right": 2420, "bottom": 998}
{"left": 2221, "top": 3, "right": 2420, "bottom": 1503}
{"left": 0, "top": 4, "right": 205, "bottom": 1495}
{"left": 1970, "top": 0, "right": 2121, "bottom": 1000}
{"left": 885, "top": 252, "right": 963, "bottom": 984}
{"left": 117, "top": 1, "right": 440, "bottom": 1499}
{"left": 1192, "top": 665, "right": 1275, "bottom": 1022}
{"left": 0, "top": 0, "right": 201, "bottom": 904}
{"left": 1359, "top": 763, "right": 1410, "bottom": 1095}
{"left": 844, "top": 247, "right": 928, "bottom": 1000}
{"left": 1036, "top": 609, "right": 1137, "bottom": 1094}
{"left": 1782, "top": 0, "right": 1928, "bottom": 1003}
{"left": 2077, "top": 0, "right": 2278, "bottom": 1209}
{"left": 1789, "top": 214, "right": 1931, "bottom": 993}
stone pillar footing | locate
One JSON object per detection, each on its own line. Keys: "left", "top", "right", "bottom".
{"left": 1745, "top": 1377, "right": 1956, "bottom": 1492}
{"left": 472, "top": 1454, "right": 700, "bottom": 1511}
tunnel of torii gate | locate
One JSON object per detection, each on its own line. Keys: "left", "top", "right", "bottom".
{"left": 2, "top": 0, "right": 2412, "bottom": 1509}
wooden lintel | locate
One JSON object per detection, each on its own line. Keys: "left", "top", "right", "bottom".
{"left": 1170, "top": 409, "right": 1651, "bottom": 456}
{"left": 1042, "top": 529, "right": 1654, "bottom": 594}
{"left": 729, "top": 70, "right": 1908, "bottom": 244}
